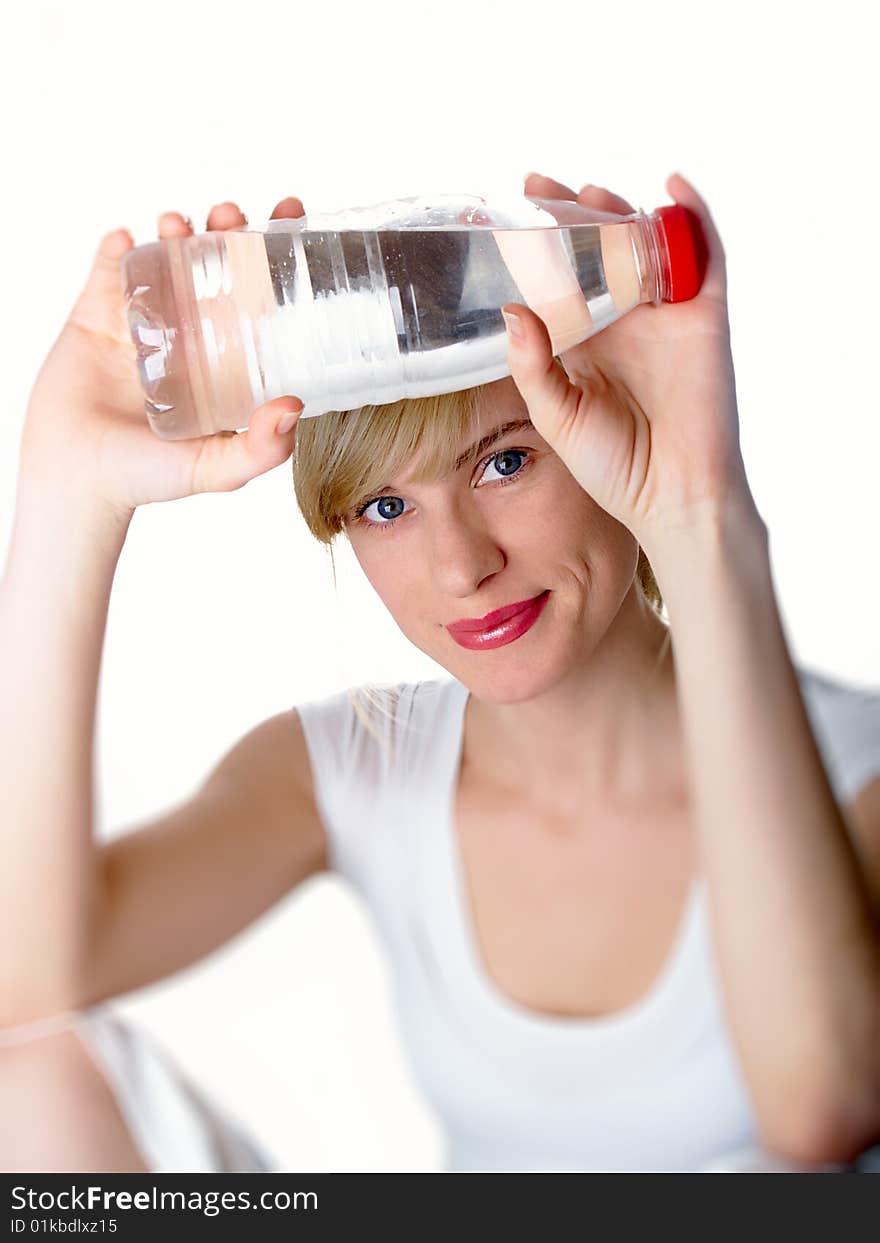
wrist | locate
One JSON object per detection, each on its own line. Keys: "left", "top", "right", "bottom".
{"left": 14, "top": 469, "right": 134, "bottom": 534}
{"left": 641, "top": 489, "right": 771, "bottom": 617}
{"left": 16, "top": 429, "right": 137, "bottom": 540}
{"left": 641, "top": 482, "right": 766, "bottom": 561}
{"left": 5, "top": 481, "right": 133, "bottom": 587}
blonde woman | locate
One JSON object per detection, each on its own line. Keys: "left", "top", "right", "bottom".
{"left": 1, "top": 173, "right": 878, "bottom": 1174}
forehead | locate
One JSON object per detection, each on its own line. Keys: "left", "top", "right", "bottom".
{"left": 473, "top": 376, "right": 529, "bottom": 425}
{"left": 399, "top": 378, "right": 532, "bottom": 483}
{"left": 397, "top": 387, "right": 529, "bottom": 489}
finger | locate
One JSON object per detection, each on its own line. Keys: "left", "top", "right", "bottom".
{"left": 70, "top": 228, "right": 136, "bottom": 339}
{"left": 157, "top": 211, "right": 193, "bottom": 239}
{"left": 576, "top": 184, "right": 636, "bottom": 216}
{"left": 270, "top": 196, "right": 306, "bottom": 220}
{"left": 188, "top": 395, "right": 305, "bottom": 494}
{"left": 664, "top": 171, "right": 727, "bottom": 299}
{"left": 501, "top": 302, "right": 581, "bottom": 444}
{"left": 524, "top": 172, "right": 579, "bottom": 201}
{"left": 206, "top": 201, "right": 248, "bottom": 231}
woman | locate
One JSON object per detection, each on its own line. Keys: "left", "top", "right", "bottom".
{"left": 1, "top": 173, "right": 878, "bottom": 1174}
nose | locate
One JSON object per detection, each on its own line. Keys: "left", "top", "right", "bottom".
{"left": 426, "top": 500, "right": 506, "bottom": 599}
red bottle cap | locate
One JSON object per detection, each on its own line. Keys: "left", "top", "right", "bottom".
{"left": 654, "top": 204, "right": 708, "bottom": 302}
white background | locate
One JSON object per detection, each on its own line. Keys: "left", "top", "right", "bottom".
{"left": 1, "top": 0, "right": 877, "bottom": 1171}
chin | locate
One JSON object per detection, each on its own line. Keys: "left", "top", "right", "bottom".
{"left": 451, "top": 649, "right": 576, "bottom": 706}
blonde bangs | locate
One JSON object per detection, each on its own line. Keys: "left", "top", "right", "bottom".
{"left": 291, "top": 386, "right": 489, "bottom": 543}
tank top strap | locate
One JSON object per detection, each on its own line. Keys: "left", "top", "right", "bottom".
{"left": 399, "top": 678, "right": 470, "bottom": 796}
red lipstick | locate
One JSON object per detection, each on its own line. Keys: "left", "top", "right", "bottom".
{"left": 446, "top": 590, "right": 550, "bottom": 651}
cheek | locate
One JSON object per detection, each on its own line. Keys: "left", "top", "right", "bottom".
{"left": 513, "top": 465, "right": 594, "bottom": 545}
{"left": 580, "top": 514, "right": 640, "bottom": 603}
{"left": 351, "top": 544, "right": 419, "bottom": 615}
{"left": 531, "top": 472, "right": 613, "bottom": 554}
{"left": 548, "top": 483, "right": 639, "bottom": 592}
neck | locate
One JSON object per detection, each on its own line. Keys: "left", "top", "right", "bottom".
{"left": 462, "top": 586, "right": 682, "bottom": 814}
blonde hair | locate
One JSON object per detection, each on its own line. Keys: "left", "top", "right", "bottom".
{"left": 291, "top": 383, "right": 669, "bottom": 737}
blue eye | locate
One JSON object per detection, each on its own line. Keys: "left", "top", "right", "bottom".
{"left": 481, "top": 448, "right": 527, "bottom": 482}
{"left": 352, "top": 493, "right": 408, "bottom": 530}
{"left": 354, "top": 448, "right": 532, "bottom": 531}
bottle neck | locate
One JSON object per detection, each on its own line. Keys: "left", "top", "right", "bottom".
{"left": 633, "top": 208, "right": 669, "bottom": 305}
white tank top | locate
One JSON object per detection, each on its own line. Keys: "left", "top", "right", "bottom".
{"left": 296, "top": 666, "right": 880, "bottom": 1173}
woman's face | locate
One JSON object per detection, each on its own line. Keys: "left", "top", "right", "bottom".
{"left": 344, "top": 377, "right": 640, "bottom": 703}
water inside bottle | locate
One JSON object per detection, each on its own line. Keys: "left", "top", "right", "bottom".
{"left": 123, "top": 202, "right": 648, "bottom": 439}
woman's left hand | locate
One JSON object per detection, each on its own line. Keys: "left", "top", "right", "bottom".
{"left": 503, "top": 171, "right": 758, "bottom": 555}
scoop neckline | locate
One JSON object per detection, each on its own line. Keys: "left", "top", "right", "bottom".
{"left": 437, "top": 676, "right": 704, "bottom": 1040}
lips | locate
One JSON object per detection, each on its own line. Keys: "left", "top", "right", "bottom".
{"left": 446, "top": 590, "right": 551, "bottom": 651}
{"left": 446, "top": 590, "right": 548, "bottom": 636}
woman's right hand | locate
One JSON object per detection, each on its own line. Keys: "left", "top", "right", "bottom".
{"left": 17, "top": 197, "right": 308, "bottom": 521}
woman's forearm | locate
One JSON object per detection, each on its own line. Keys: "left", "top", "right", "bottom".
{"left": 0, "top": 485, "right": 133, "bottom": 1024}
{"left": 647, "top": 495, "right": 879, "bottom": 1161}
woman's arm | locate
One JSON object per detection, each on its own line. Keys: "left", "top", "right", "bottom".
{"left": 651, "top": 492, "right": 880, "bottom": 1166}
{"left": 0, "top": 492, "right": 131, "bottom": 1023}
{"left": 1, "top": 196, "right": 306, "bottom": 1029}
{"left": 1, "top": 485, "right": 328, "bottom": 1030}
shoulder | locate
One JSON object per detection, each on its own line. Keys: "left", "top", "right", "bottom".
{"left": 294, "top": 678, "right": 444, "bottom": 740}
{"left": 797, "top": 665, "right": 880, "bottom": 908}
{"left": 292, "top": 676, "right": 457, "bottom": 787}
{"left": 796, "top": 665, "right": 880, "bottom": 805}
{"left": 290, "top": 677, "right": 456, "bottom": 883}
{"left": 295, "top": 677, "right": 455, "bottom": 728}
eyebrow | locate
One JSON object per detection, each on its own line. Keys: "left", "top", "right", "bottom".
{"left": 452, "top": 417, "right": 534, "bottom": 473}
{"left": 367, "top": 417, "right": 535, "bottom": 499}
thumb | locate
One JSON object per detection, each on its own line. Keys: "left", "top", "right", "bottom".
{"left": 501, "top": 303, "right": 631, "bottom": 513}
{"left": 186, "top": 395, "right": 305, "bottom": 495}
{"left": 501, "top": 303, "right": 582, "bottom": 449}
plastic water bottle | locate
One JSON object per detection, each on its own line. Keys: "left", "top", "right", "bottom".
{"left": 121, "top": 193, "right": 708, "bottom": 440}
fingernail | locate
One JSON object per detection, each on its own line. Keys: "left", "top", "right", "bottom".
{"left": 102, "top": 228, "right": 131, "bottom": 247}
{"left": 501, "top": 308, "right": 524, "bottom": 342}
{"left": 276, "top": 409, "right": 299, "bottom": 435}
